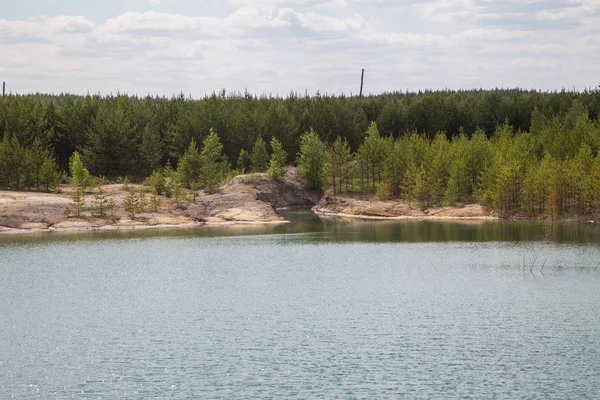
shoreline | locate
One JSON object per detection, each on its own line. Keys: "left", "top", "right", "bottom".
{"left": 0, "top": 211, "right": 499, "bottom": 237}
{"left": 313, "top": 210, "right": 498, "bottom": 221}
{"left": 0, "top": 219, "right": 290, "bottom": 236}
{"left": 0, "top": 170, "right": 316, "bottom": 237}
{"left": 4, "top": 170, "right": 596, "bottom": 238}
{"left": 3, "top": 206, "right": 597, "bottom": 238}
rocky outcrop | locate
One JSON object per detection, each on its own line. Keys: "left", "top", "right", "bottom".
{"left": 184, "top": 169, "right": 322, "bottom": 223}
{"left": 1, "top": 169, "right": 323, "bottom": 233}
{"left": 313, "top": 194, "right": 495, "bottom": 220}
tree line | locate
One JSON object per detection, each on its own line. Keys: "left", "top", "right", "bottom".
{"left": 1, "top": 88, "right": 600, "bottom": 218}
{"left": 299, "top": 112, "right": 600, "bottom": 219}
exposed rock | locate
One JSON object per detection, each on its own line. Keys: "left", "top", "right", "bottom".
{"left": 184, "top": 168, "right": 321, "bottom": 222}
{"left": 314, "top": 193, "right": 495, "bottom": 220}
{"left": 1, "top": 167, "right": 322, "bottom": 234}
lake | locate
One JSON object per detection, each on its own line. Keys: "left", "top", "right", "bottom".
{"left": 2, "top": 212, "right": 600, "bottom": 399}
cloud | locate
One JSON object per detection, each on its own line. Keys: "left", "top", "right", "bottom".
{"left": 226, "top": 0, "right": 337, "bottom": 7}
{"left": 455, "top": 28, "right": 535, "bottom": 41}
{"left": 360, "top": 31, "right": 447, "bottom": 46}
{"left": 97, "top": 8, "right": 366, "bottom": 38}
{"left": 0, "top": 15, "right": 94, "bottom": 40}
{"left": 531, "top": 0, "right": 600, "bottom": 23}
{"left": 1, "top": 1, "right": 599, "bottom": 96}
{"left": 98, "top": 11, "right": 220, "bottom": 36}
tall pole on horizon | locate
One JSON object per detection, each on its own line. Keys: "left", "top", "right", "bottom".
{"left": 359, "top": 69, "right": 365, "bottom": 98}
{"left": 2, "top": 82, "right": 5, "bottom": 98}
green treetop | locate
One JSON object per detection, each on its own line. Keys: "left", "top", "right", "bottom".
{"left": 297, "top": 129, "right": 326, "bottom": 189}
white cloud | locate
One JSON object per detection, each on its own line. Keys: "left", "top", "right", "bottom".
{"left": 1, "top": 1, "right": 599, "bottom": 95}
{"left": 226, "top": 0, "right": 337, "bottom": 7}
{"left": 455, "top": 28, "right": 535, "bottom": 41}
{"left": 97, "top": 8, "right": 366, "bottom": 37}
{"left": 0, "top": 15, "right": 94, "bottom": 39}
{"left": 535, "top": 0, "right": 600, "bottom": 21}
{"left": 510, "top": 58, "right": 560, "bottom": 70}
{"left": 360, "top": 31, "right": 447, "bottom": 46}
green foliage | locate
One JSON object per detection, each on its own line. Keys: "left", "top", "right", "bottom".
{"left": 39, "top": 156, "right": 61, "bottom": 192}
{"left": 139, "top": 124, "right": 163, "bottom": 177}
{"left": 91, "top": 185, "right": 108, "bottom": 217}
{"left": 150, "top": 193, "right": 163, "bottom": 212}
{"left": 161, "top": 161, "right": 179, "bottom": 198}
{"left": 82, "top": 101, "right": 139, "bottom": 178}
{"left": 0, "top": 135, "right": 61, "bottom": 191}
{"left": 356, "top": 122, "right": 385, "bottom": 191}
{"left": 267, "top": 137, "right": 287, "bottom": 180}
{"left": 325, "top": 137, "right": 352, "bottom": 194}
{"left": 428, "top": 133, "right": 451, "bottom": 205}
{"left": 200, "top": 129, "right": 229, "bottom": 194}
{"left": 69, "top": 186, "right": 85, "bottom": 217}
{"left": 107, "top": 197, "right": 116, "bottom": 217}
{"left": 251, "top": 137, "right": 269, "bottom": 173}
{"left": 121, "top": 176, "right": 130, "bottom": 191}
{"left": 178, "top": 139, "right": 201, "bottom": 188}
{"left": 2, "top": 88, "right": 600, "bottom": 178}
{"left": 69, "top": 151, "right": 91, "bottom": 190}
{"left": 139, "top": 187, "right": 149, "bottom": 212}
{"left": 123, "top": 188, "right": 140, "bottom": 219}
{"left": 297, "top": 129, "right": 326, "bottom": 188}
{"left": 188, "top": 180, "right": 200, "bottom": 203}
{"left": 237, "top": 148, "right": 251, "bottom": 173}
{"left": 145, "top": 170, "right": 166, "bottom": 195}
{"left": 169, "top": 178, "right": 184, "bottom": 208}
{"left": 3, "top": 89, "right": 600, "bottom": 219}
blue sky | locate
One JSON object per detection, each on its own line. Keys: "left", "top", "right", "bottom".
{"left": 1, "top": 0, "right": 599, "bottom": 96}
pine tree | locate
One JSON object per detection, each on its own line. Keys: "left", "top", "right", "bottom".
{"left": 70, "top": 186, "right": 85, "bottom": 217}
{"left": 445, "top": 133, "right": 472, "bottom": 204}
{"left": 178, "top": 139, "right": 201, "bottom": 188}
{"left": 69, "top": 151, "right": 91, "bottom": 190}
{"left": 237, "top": 149, "right": 251, "bottom": 173}
{"left": 325, "top": 136, "right": 352, "bottom": 194}
{"left": 251, "top": 137, "right": 269, "bottom": 173}
{"left": 139, "top": 124, "right": 163, "bottom": 177}
{"left": 123, "top": 188, "right": 139, "bottom": 219}
{"left": 150, "top": 193, "right": 163, "bottom": 212}
{"left": 24, "top": 139, "right": 46, "bottom": 191}
{"left": 107, "top": 197, "right": 116, "bottom": 217}
{"left": 170, "top": 179, "right": 184, "bottom": 208}
{"left": 1, "top": 135, "right": 25, "bottom": 190}
{"left": 381, "top": 138, "right": 403, "bottom": 197}
{"left": 145, "top": 170, "right": 166, "bottom": 195}
{"left": 356, "top": 122, "right": 385, "bottom": 191}
{"left": 297, "top": 129, "right": 326, "bottom": 189}
{"left": 91, "top": 185, "right": 108, "bottom": 217}
{"left": 200, "top": 129, "right": 229, "bottom": 194}
{"left": 39, "top": 158, "right": 61, "bottom": 193}
{"left": 188, "top": 180, "right": 199, "bottom": 203}
{"left": 139, "top": 187, "right": 149, "bottom": 212}
{"left": 268, "top": 137, "right": 287, "bottom": 180}
{"left": 428, "top": 133, "right": 451, "bottom": 205}
{"left": 0, "top": 135, "right": 9, "bottom": 189}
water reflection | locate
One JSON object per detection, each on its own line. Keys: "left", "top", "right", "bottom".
{"left": 1, "top": 209, "right": 600, "bottom": 245}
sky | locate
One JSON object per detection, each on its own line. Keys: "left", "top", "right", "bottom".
{"left": 1, "top": 0, "right": 599, "bottom": 97}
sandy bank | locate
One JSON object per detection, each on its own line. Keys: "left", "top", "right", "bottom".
{"left": 0, "top": 168, "right": 318, "bottom": 236}
{"left": 1, "top": 170, "right": 502, "bottom": 236}
{"left": 313, "top": 194, "right": 497, "bottom": 221}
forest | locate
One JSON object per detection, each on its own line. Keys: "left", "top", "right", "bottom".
{"left": 1, "top": 88, "right": 600, "bottom": 219}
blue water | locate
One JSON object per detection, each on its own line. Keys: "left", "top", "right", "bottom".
{"left": 1, "top": 218, "right": 600, "bottom": 399}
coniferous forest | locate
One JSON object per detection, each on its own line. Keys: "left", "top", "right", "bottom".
{"left": 2, "top": 88, "right": 600, "bottom": 219}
